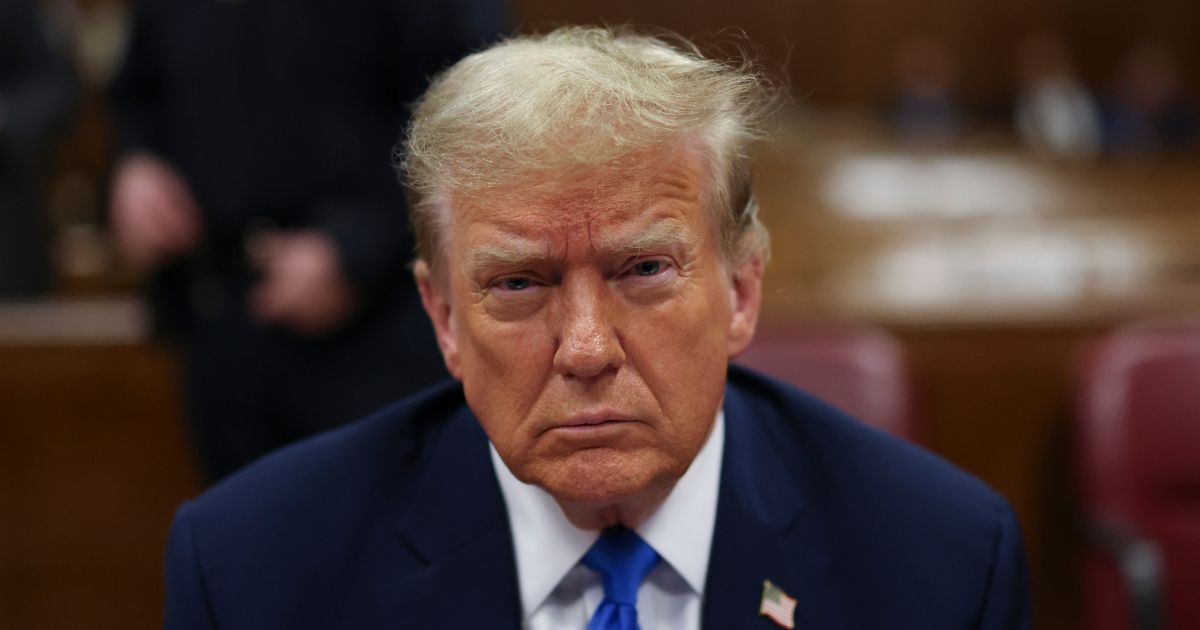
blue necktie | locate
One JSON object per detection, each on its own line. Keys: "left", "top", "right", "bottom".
{"left": 582, "top": 526, "right": 661, "bottom": 630}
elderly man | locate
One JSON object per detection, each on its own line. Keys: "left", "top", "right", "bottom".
{"left": 164, "top": 28, "right": 1030, "bottom": 629}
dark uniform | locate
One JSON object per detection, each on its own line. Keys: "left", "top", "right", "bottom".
{"left": 0, "top": 0, "right": 76, "bottom": 297}
{"left": 111, "top": 0, "right": 505, "bottom": 482}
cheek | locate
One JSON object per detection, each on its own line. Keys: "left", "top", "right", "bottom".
{"left": 455, "top": 302, "right": 557, "bottom": 441}
{"left": 633, "top": 264, "right": 731, "bottom": 359}
{"left": 457, "top": 301, "right": 556, "bottom": 374}
{"left": 621, "top": 269, "right": 731, "bottom": 430}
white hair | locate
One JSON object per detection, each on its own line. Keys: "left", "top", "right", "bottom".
{"left": 398, "top": 26, "right": 775, "bottom": 267}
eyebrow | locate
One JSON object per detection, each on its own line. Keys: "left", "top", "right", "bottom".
{"left": 468, "top": 239, "right": 547, "bottom": 274}
{"left": 597, "top": 217, "right": 695, "bottom": 258}
{"left": 465, "top": 217, "right": 696, "bottom": 274}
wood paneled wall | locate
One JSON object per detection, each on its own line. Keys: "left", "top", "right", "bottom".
{"left": 515, "top": 0, "right": 1200, "bottom": 110}
{"left": 0, "top": 345, "right": 198, "bottom": 630}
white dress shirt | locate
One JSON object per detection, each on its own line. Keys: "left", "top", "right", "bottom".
{"left": 490, "top": 410, "right": 725, "bottom": 630}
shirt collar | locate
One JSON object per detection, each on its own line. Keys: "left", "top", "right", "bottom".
{"left": 490, "top": 409, "right": 726, "bottom": 620}
{"left": 636, "top": 409, "right": 724, "bottom": 594}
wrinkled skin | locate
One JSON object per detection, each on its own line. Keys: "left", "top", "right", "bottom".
{"left": 416, "top": 147, "right": 763, "bottom": 528}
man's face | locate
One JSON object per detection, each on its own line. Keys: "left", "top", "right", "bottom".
{"left": 417, "top": 147, "right": 762, "bottom": 512}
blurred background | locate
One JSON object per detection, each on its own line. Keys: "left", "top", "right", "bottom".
{"left": 2, "top": 0, "right": 1198, "bottom": 628}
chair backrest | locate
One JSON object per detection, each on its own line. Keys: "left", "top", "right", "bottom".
{"left": 735, "top": 321, "right": 920, "bottom": 443}
{"left": 1076, "top": 315, "right": 1200, "bottom": 630}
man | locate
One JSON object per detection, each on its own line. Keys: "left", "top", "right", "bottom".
{"left": 108, "top": 0, "right": 504, "bottom": 481}
{"left": 164, "top": 27, "right": 1030, "bottom": 629}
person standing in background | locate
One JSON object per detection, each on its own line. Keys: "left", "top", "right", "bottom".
{"left": 1014, "top": 34, "right": 1101, "bottom": 161}
{"left": 889, "top": 36, "right": 961, "bottom": 147}
{"left": 0, "top": 0, "right": 77, "bottom": 298}
{"left": 1102, "top": 43, "right": 1197, "bottom": 156}
{"left": 109, "top": 0, "right": 506, "bottom": 483}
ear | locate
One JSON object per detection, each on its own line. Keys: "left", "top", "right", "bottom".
{"left": 726, "top": 251, "right": 764, "bottom": 359}
{"left": 414, "top": 259, "right": 463, "bottom": 380}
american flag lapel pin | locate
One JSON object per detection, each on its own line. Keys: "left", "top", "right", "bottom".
{"left": 759, "top": 579, "right": 797, "bottom": 629}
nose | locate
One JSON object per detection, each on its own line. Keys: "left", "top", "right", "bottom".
{"left": 553, "top": 275, "right": 625, "bottom": 379}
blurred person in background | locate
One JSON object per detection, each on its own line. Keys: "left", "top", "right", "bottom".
{"left": 889, "top": 36, "right": 961, "bottom": 147}
{"left": 108, "top": 0, "right": 506, "bottom": 483}
{"left": 1013, "top": 34, "right": 1101, "bottom": 161}
{"left": 1102, "top": 43, "right": 1198, "bottom": 156}
{"left": 0, "top": 0, "right": 76, "bottom": 298}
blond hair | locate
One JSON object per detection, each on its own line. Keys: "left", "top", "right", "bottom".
{"left": 398, "top": 26, "right": 774, "bottom": 267}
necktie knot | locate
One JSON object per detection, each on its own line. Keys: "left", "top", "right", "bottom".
{"left": 582, "top": 526, "right": 661, "bottom": 607}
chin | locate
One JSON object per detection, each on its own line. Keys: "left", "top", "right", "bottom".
{"left": 530, "top": 447, "right": 681, "bottom": 508}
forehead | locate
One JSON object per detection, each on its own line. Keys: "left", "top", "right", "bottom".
{"left": 451, "top": 148, "right": 711, "bottom": 245}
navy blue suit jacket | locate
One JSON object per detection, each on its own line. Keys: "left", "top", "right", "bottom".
{"left": 164, "top": 365, "right": 1030, "bottom": 629}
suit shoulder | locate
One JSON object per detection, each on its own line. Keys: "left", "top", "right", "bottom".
{"left": 165, "top": 380, "right": 474, "bottom": 626}
{"left": 728, "top": 365, "right": 1011, "bottom": 522}
{"left": 181, "top": 380, "right": 464, "bottom": 538}
{"left": 725, "top": 368, "right": 1031, "bottom": 627}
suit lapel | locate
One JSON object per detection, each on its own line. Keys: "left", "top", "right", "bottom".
{"left": 702, "top": 381, "right": 834, "bottom": 629}
{"left": 373, "top": 376, "right": 834, "bottom": 629}
{"left": 375, "top": 405, "right": 522, "bottom": 629}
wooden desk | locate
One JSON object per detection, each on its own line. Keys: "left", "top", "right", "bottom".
{"left": 0, "top": 299, "right": 198, "bottom": 630}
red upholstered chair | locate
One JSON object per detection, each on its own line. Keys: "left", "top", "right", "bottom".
{"left": 735, "top": 322, "right": 920, "bottom": 443}
{"left": 1076, "top": 315, "right": 1200, "bottom": 630}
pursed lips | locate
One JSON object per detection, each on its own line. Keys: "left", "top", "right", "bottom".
{"left": 544, "top": 410, "right": 641, "bottom": 434}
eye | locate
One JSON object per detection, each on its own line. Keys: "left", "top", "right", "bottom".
{"left": 484, "top": 273, "right": 547, "bottom": 318}
{"left": 632, "top": 260, "right": 662, "bottom": 276}
{"left": 502, "top": 276, "right": 534, "bottom": 291}
{"left": 489, "top": 274, "right": 547, "bottom": 301}
{"left": 619, "top": 257, "right": 676, "bottom": 289}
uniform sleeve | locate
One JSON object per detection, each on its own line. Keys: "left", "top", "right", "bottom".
{"left": 315, "top": 0, "right": 508, "bottom": 295}
{"left": 977, "top": 503, "right": 1032, "bottom": 630}
{"left": 163, "top": 503, "right": 218, "bottom": 630}
{"left": 109, "top": 0, "right": 166, "bottom": 157}
{"left": 0, "top": 0, "right": 76, "bottom": 158}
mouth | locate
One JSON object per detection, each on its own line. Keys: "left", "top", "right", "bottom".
{"left": 547, "top": 410, "right": 640, "bottom": 434}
